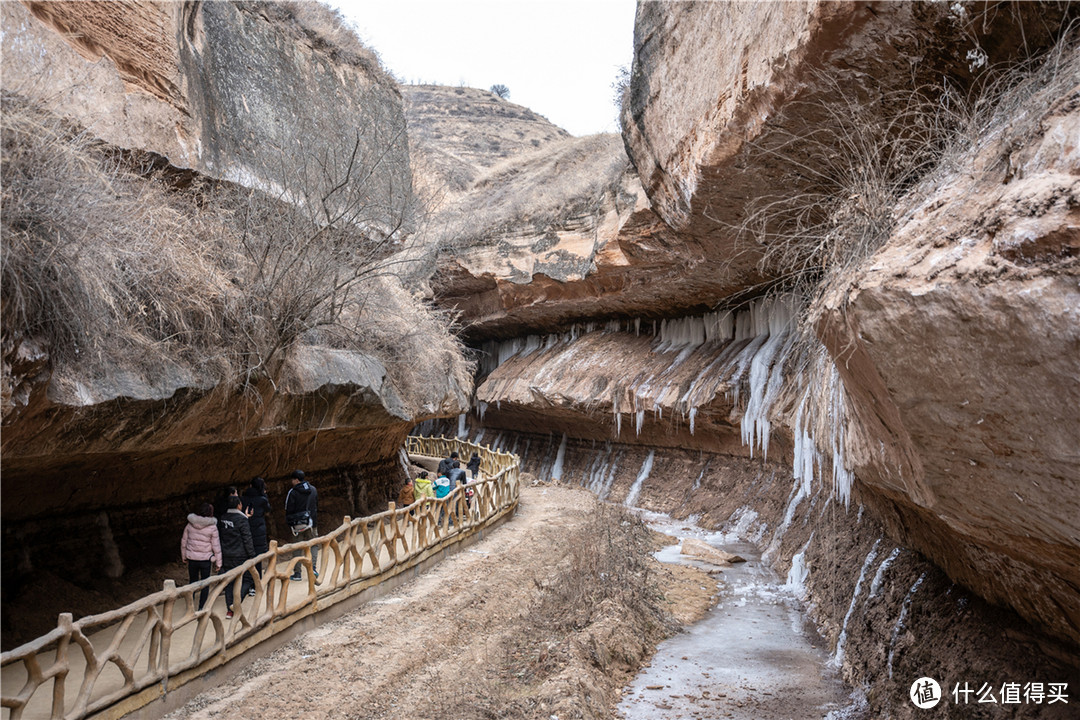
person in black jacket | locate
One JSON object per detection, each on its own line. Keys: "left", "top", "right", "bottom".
{"left": 284, "top": 470, "right": 319, "bottom": 582}
{"left": 241, "top": 476, "right": 271, "bottom": 581}
{"left": 437, "top": 452, "right": 459, "bottom": 479}
{"left": 213, "top": 485, "right": 239, "bottom": 519}
{"left": 217, "top": 495, "right": 255, "bottom": 617}
{"left": 466, "top": 453, "right": 481, "bottom": 480}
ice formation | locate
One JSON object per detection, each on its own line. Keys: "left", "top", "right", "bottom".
{"left": 832, "top": 539, "right": 882, "bottom": 669}
{"left": 784, "top": 538, "right": 812, "bottom": 598}
{"left": 869, "top": 548, "right": 901, "bottom": 598}
{"left": 623, "top": 450, "right": 655, "bottom": 507}
{"left": 550, "top": 433, "right": 568, "bottom": 481}
{"left": 887, "top": 573, "right": 926, "bottom": 679}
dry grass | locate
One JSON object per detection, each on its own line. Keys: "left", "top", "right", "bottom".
{"left": 416, "top": 501, "right": 672, "bottom": 720}
{"left": 0, "top": 94, "right": 471, "bottom": 403}
{"left": 239, "top": 1, "right": 389, "bottom": 83}
{"left": 430, "top": 133, "right": 629, "bottom": 249}
{"left": 1, "top": 96, "right": 234, "bottom": 374}
{"left": 730, "top": 29, "right": 1080, "bottom": 336}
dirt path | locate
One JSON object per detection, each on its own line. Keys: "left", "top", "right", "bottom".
{"left": 164, "top": 485, "right": 712, "bottom": 720}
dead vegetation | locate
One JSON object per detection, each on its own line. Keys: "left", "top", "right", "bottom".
{"left": 0, "top": 93, "right": 471, "bottom": 405}
{"left": 419, "top": 501, "right": 675, "bottom": 720}
{"left": 429, "top": 133, "right": 630, "bottom": 251}
{"left": 239, "top": 1, "right": 389, "bottom": 82}
{"left": 735, "top": 29, "right": 1080, "bottom": 328}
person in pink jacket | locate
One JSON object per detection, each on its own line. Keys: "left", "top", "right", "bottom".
{"left": 181, "top": 502, "right": 222, "bottom": 610}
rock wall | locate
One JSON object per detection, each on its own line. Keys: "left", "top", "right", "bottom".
{"left": 5, "top": 1, "right": 406, "bottom": 194}
{"left": 431, "top": 0, "right": 1080, "bottom": 698}
{"left": 817, "top": 44, "right": 1080, "bottom": 646}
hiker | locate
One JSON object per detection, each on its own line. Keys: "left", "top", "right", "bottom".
{"left": 414, "top": 471, "right": 435, "bottom": 500}
{"left": 437, "top": 451, "right": 459, "bottom": 479}
{"left": 241, "top": 476, "right": 271, "bottom": 581}
{"left": 398, "top": 477, "right": 415, "bottom": 509}
{"left": 285, "top": 470, "right": 319, "bottom": 582}
{"left": 434, "top": 472, "right": 455, "bottom": 526}
{"left": 213, "top": 485, "right": 240, "bottom": 518}
{"left": 433, "top": 473, "right": 453, "bottom": 499}
{"left": 466, "top": 452, "right": 481, "bottom": 480}
{"left": 181, "top": 502, "right": 221, "bottom": 611}
{"left": 217, "top": 495, "right": 255, "bottom": 618}
{"left": 448, "top": 461, "right": 468, "bottom": 508}
{"left": 448, "top": 461, "right": 467, "bottom": 488}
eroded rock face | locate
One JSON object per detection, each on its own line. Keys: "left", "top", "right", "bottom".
{"left": 819, "top": 58, "right": 1080, "bottom": 644}
{"left": 5, "top": 1, "right": 407, "bottom": 193}
{"left": 456, "top": 0, "right": 1080, "bottom": 657}
{"left": 620, "top": 0, "right": 1072, "bottom": 310}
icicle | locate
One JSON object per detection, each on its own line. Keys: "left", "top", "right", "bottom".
{"left": 550, "top": 433, "right": 568, "bottom": 481}
{"left": 763, "top": 478, "right": 807, "bottom": 564}
{"left": 623, "top": 450, "right": 655, "bottom": 507}
{"left": 870, "top": 548, "right": 901, "bottom": 598}
{"left": 689, "top": 407, "right": 698, "bottom": 435}
{"left": 456, "top": 413, "right": 467, "bottom": 438}
{"left": 691, "top": 459, "right": 710, "bottom": 491}
{"left": 477, "top": 401, "right": 489, "bottom": 421}
{"left": 587, "top": 444, "right": 612, "bottom": 495}
{"left": 635, "top": 409, "right": 645, "bottom": 436}
{"left": 832, "top": 539, "right": 882, "bottom": 669}
{"left": 599, "top": 450, "right": 623, "bottom": 500}
{"left": 740, "top": 295, "right": 796, "bottom": 459}
{"left": 614, "top": 410, "right": 622, "bottom": 436}
{"left": 784, "top": 538, "right": 812, "bottom": 598}
{"left": 887, "top": 574, "right": 926, "bottom": 679}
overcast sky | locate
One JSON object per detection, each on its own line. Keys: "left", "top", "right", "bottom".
{"left": 331, "top": 0, "right": 638, "bottom": 136}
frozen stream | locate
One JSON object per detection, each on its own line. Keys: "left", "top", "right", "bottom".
{"left": 618, "top": 511, "right": 861, "bottom": 719}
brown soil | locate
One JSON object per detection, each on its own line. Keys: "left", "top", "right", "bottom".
{"left": 163, "top": 484, "right": 713, "bottom": 720}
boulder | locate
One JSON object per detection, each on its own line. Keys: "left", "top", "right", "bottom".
{"left": 680, "top": 538, "right": 746, "bottom": 566}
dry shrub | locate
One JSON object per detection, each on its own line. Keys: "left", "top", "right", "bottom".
{"left": 738, "top": 30, "right": 1080, "bottom": 322}
{"left": 463, "top": 503, "right": 672, "bottom": 719}
{"left": 0, "top": 93, "right": 471, "bottom": 404}
{"left": 1, "top": 95, "right": 234, "bottom": 375}
{"left": 239, "top": 1, "right": 388, "bottom": 82}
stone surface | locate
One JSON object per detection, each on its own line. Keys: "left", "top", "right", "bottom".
{"left": 4, "top": 1, "right": 407, "bottom": 195}
{"left": 618, "top": 0, "right": 1072, "bottom": 316}
{"left": 680, "top": 537, "right": 745, "bottom": 566}
{"left": 818, "top": 54, "right": 1080, "bottom": 644}
{"left": 0, "top": 1, "right": 468, "bottom": 617}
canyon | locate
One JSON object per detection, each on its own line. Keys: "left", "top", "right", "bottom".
{"left": 2, "top": 1, "right": 1079, "bottom": 719}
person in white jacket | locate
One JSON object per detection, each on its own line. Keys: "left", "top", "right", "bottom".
{"left": 181, "top": 502, "right": 221, "bottom": 610}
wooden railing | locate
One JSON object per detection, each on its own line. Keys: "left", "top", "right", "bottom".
{"left": 1, "top": 436, "right": 519, "bottom": 720}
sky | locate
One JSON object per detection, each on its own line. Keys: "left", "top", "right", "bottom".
{"left": 331, "top": 0, "right": 638, "bottom": 136}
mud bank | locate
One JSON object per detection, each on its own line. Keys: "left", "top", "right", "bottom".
{"left": 428, "top": 424, "right": 1079, "bottom": 719}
